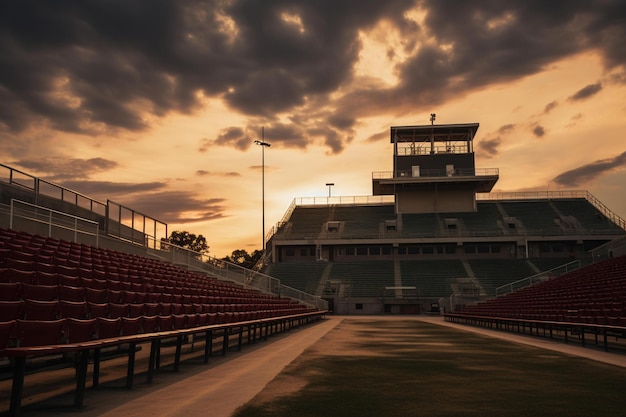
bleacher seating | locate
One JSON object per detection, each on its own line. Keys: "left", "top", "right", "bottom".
{"left": 399, "top": 260, "right": 466, "bottom": 297}
{"left": 456, "top": 255, "right": 626, "bottom": 326}
{"left": 0, "top": 226, "right": 317, "bottom": 352}
{"left": 327, "top": 261, "right": 395, "bottom": 297}
{"left": 468, "top": 259, "right": 537, "bottom": 296}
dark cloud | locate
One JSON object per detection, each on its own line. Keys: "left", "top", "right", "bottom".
{"left": 498, "top": 124, "right": 516, "bottom": 134}
{"left": 532, "top": 125, "right": 546, "bottom": 138}
{"left": 568, "top": 82, "right": 603, "bottom": 101}
{"left": 544, "top": 101, "right": 559, "bottom": 114}
{"left": 1, "top": 0, "right": 625, "bottom": 153}
{"left": 57, "top": 180, "right": 166, "bottom": 199}
{"left": 196, "top": 170, "right": 240, "bottom": 177}
{"left": 553, "top": 151, "right": 626, "bottom": 186}
{"left": 477, "top": 137, "right": 501, "bottom": 158}
{"left": 366, "top": 130, "right": 388, "bottom": 142}
{"left": 120, "top": 191, "right": 228, "bottom": 223}
{"left": 11, "top": 157, "right": 117, "bottom": 180}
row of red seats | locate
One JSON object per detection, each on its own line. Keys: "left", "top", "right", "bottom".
{"left": 0, "top": 305, "right": 314, "bottom": 349}
{"left": 0, "top": 297, "right": 300, "bottom": 321}
{"left": 457, "top": 255, "right": 626, "bottom": 325}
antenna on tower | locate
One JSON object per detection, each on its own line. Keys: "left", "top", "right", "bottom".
{"left": 429, "top": 113, "right": 436, "bottom": 154}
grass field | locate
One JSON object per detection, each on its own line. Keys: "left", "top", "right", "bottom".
{"left": 233, "top": 319, "right": 626, "bottom": 417}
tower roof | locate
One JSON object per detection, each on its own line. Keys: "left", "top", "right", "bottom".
{"left": 390, "top": 123, "right": 479, "bottom": 143}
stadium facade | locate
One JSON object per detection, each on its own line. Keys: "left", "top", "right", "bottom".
{"left": 265, "top": 122, "right": 626, "bottom": 315}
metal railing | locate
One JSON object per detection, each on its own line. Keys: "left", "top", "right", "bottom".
{"left": 146, "top": 236, "right": 328, "bottom": 311}
{"left": 10, "top": 199, "right": 99, "bottom": 246}
{"left": 372, "top": 167, "right": 499, "bottom": 179}
{"left": 495, "top": 260, "right": 582, "bottom": 297}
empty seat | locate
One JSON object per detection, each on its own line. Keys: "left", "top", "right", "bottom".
{"left": 66, "top": 318, "right": 97, "bottom": 343}
{"left": 158, "top": 315, "right": 173, "bottom": 331}
{"left": 128, "top": 304, "right": 145, "bottom": 318}
{"left": 108, "top": 303, "right": 129, "bottom": 318}
{"left": 121, "top": 316, "right": 142, "bottom": 336}
{"left": 0, "top": 282, "right": 22, "bottom": 301}
{"left": 7, "top": 259, "right": 36, "bottom": 272}
{"left": 87, "top": 302, "right": 109, "bottom": 319}
{"left": 24, "top": 299, "right": 60, "bottom": 320}
{"left": 59, "top": 274, "right": 81, "bottom": 287}
{"left": 142, "top": 315, "right": 159, "bottom": 333}
{"left": 59, "top": 285, "right": 86, "bottom": 302}
{"left": 59, "top": 300, "right": 89, "bottom": 319}
{"left": 35, "top": 271, "right": 59, "bottom": 285}
{"left": 16, "top": 319, "right": 66, "bottom": 347}
{"left": 0, "top": 320, "right": 16, "bottom": 350}
{"left": 7, "top": 268, "right": 36, "bottom": 284}
{"left": 22, "top": 284, "right": 59, "bottom": 301}
{"left": 0, "top": 300, "right": 25, "bottom": 321}
{"left": 96, "top": 317, "right": 121, "bottom": 339}
{"left": 85, "top": 288, "right": 107, "bottom": 303}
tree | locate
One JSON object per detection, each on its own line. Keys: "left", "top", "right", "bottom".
{"left": 223, "top": 249, "right": 263, "bottom": 269}
{"left": 166, "top": 230, "right": 209, "bottom": 255}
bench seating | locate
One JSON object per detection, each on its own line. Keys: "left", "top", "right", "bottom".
{"left": 0, "top": 227, "right": 325, "bottom": 416}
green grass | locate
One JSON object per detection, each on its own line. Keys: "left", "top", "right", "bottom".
{"left": 233, "top": 320, "right": 626, "bottom": 417}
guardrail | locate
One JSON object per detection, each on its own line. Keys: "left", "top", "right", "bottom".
{"left": 495, "top": 260, "right": 581, "bottom": 297}
{"left": 10, "top": 199, "right": 99, "bottom": 246}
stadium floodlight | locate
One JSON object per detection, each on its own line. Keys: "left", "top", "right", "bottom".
{"left": 325, "top": 183, "right": 334, "bottom": 198}
{"left": 254, "top": 132, "right": 271, "bottom": 254}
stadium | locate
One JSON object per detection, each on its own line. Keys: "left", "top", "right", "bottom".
{"left": 1, "top": 122, "right": 626, "bottom": 416}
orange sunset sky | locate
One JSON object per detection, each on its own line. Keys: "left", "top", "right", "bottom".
{"left": 1, "top": 1, "right": 625, "bottom": 258}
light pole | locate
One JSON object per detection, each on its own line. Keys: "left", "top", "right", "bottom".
{"left": 326, "top": 183, "right": 334, "bottom": 198}
{"left": 254, "top": 134, "right": 271, "bottom": 254}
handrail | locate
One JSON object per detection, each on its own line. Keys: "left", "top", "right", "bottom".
{"left": 10, "top": 199, "right": 99, "bottom": 245}
{"left": 495, "top": 260, "right": 581, "bottom": 297}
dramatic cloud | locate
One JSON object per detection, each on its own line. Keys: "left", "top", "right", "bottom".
{"left": 1, "top": 1, "right": 625, "bottom": 154}
{"left": 477, "top": 137, "right": 501, "bottom": 158}
{"left": 553, "top": 151, "right": 626, "bottom": 187}
{"left": 11, "top": 158, "right": 118, "bottom": 181}
{"left": 57, "top": 180, "right": 166, "bottom": 199}
{"left": 568, "top": 82, "right": 603, "bottom": 101}
{"left": 120, "top": 191, "right": 228, "bottom": 223}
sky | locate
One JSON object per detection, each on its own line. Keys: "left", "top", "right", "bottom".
{"left": 1, "top": 0, "right": 625, "bottom": 258}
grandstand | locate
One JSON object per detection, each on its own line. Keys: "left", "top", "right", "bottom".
{"left": 0, "top": 163, "right": 326, "bottom": 416}
{"left": 264, "top": 122, "right": 626, "bottom": 314}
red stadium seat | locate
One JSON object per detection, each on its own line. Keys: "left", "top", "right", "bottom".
{"left": 16, "top": 319, "right": 66, "bottom": 347}
{"left": 87, "top": 302, "right": 109, "bottom": 319}
{"left": 59, "top": 285, "right": 86, "bottom": 302}
{"left": 96, "top": 317, "right": 121, "bottom": 339}
{"left": 59, "top": 300, "right": 89, "bottom": 319}
{"left": 0, "top": 320, "right": 16, "bottom": 350}
{"left": 158, "top": 315, "right": 173, "bottom": 331}
{"left": 24, "top": 299, "right": 60, "bottom": 320}
{"left": 7, "top": 268, "right": 36, "bottom": 284}
{"left": 0, "top": 300, "right": 24, "bottom": 321}
{"left": 128, "top": 304, "right": 145, "bottom": 318}
{"left": 142, "top": 315, "right": 159, "bottom": 333}
{"left": 0, "top": 282, "right": 22, "bottom": 301}
{"left": 121, "top": 317, "right": 142, "bottom": 336}
{"left": 108, "top": 303, "right": 129, "bottom": 318}
{"left": 22, "top": 284, "right": 58, "bottom": 301}
{"left": 85, "top": 288, "right": 107, "bottom": 303}
{"left": 35, "top": 271, "right": 59, "bottom": 285}
{"left": 66, "top": 318, "right": 97, "bottom": 343}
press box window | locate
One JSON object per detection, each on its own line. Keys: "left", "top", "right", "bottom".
{"left": 327, "top": 221, "right": 340, "bottom": 232}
